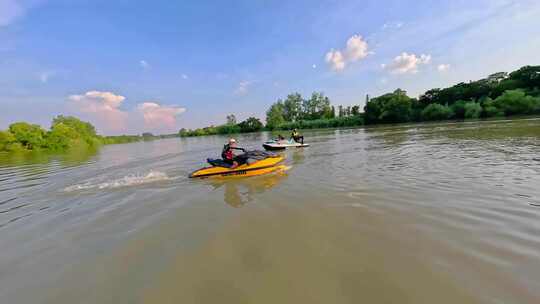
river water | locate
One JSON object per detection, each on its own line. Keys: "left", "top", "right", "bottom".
{"left": 1, "top": 118, "right": 539, "bottom": 303}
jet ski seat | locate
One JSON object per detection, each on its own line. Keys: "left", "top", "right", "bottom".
{"left": 207, "top": 158, "right": 233, "bottom": 168}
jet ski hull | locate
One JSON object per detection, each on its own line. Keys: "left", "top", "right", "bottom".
{"left": 189, "top": 156, "right": 285, "bottom": 178}
{"left": 262, "top": 141, "right": 310, "bottom": 150}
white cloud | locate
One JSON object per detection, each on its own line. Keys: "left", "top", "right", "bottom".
{"left": 312, "top": 64, "right": 317, "bottom": 69}
{"left": 68, "top": 91, "right": 128, "bottom": 133}
{"left": 345, "top": 35, "right": 369, "bottom": 61}
{"left": 437, "top": 64, "right": 451, "bottom": 72}
{"left": 137, "top": 102, "right": 186, "bottom": 130}
{"left": 234, "top": 80, "right": 253, "bottom": 95}
{"left": 420, "top": 54, "right": 431, "bottom": 64}
{"left": 181, "top": 74, "right": 188, "bottom": 79}
{"left": 0, "top": 0, "right": 23, "bottom": 27}
{"left": 68, "top": 91, "right": 187, "bottom": 134}
{"left": 325, "top": 49, "right": 345, "bottom": 71}
{"left": 325, "top": 34, "right": 370, "bottom": 71}
{"left": 139, "top": 60, "right": 150, "bottom": 69}
{"left": 382, "top": 52, "right": 432, "bottom": 74}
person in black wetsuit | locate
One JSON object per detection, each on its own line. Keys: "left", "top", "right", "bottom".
{"left": 290, "top": 129, "right": 304, "bottom": 144}
{"left": 221, "top": 138, "right": 247, "bottom": 169}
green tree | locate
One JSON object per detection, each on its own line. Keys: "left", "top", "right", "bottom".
{"left": 217, "top": 124, "right": 240, "bottom": 134}
{"left": 503, "top": 65, "right": 540, "bottom": 94}
{"left": 464, "top": 102, "right": 482, "bottom": 119}
{"left": 266, "top": 101, "right": 285, "bottom": 129}
{"left": 238, "top": 117, "right": 263, "bottom": 132}
{"left": 52, "top": 115, "right": 96, "bottom": 138}
{"left": 379, "top": 92, "right": 412, "bottom": 123}
{"left": 9, "top": 122, "right": 46, "bottom": 150}
{"left": 351, "top": 105, "right": 360, "bottom": 116}
{"left": 45, "top": 123, "right": 81, "bottom": 151}
{"left": 420, "top": 80, "right": 491, "bottom": 106}
{"left": 322, "top": 107, "right": 333, "bottom": 119}
{"left": 419, "top": 88, "right": 442, "bottom": 105}
{"left": 303, "top": 92, "right": 332, "bottom": 120}
{"left": 283, "top": 93, "right": 303, "bottom": 122}
{"left": 226, "top": 114, "right": 237, "bottom": 125}
{"left": 421, "top": 104, "right": 454, "bottom": 121}
{"left": 0, "top": 130, "right": 22, "bottom": 152}
{"left": 52, "top": 115, "right": 101, "bottom": 147}
{"left": 364, "top": 100, "right": 381, "bottom": 124}
{"left": 1, "top": 115, "right": 146, "bottom": 151}
{"left": 450, "top": 100, "right": 467, "bottom": 119}
{"left": 179, "top": 128, "right": 188, "bottom": 137}
{"left": 410, "top": 98, "right": 424, "bottom": 122}
{"left": 493, "top": 89, "right": 539, "bottom": 115}
{"left": 365, "top": 89, "right": 412, "bottom": 124}
{"left": 481, "top": 97, "right": 504, "bottom": 117}
{"left": 142, "top": 132, "right": 155, "bottom": 141}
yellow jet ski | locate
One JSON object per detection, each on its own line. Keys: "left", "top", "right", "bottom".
{"left": 189, "top": 151, "right": 286, "bottom": 179}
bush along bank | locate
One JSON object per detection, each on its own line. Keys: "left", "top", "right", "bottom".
{"left": 0, "top": 115, "right": 147, "bottom": 153}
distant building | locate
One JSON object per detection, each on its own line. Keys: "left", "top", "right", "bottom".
{"left": 486, "top": 72, "right": 508, "bottom": 83}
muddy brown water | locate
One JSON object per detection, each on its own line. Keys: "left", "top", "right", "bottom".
{"left": 1, "top": 118, "right": 539, "bottom": 303}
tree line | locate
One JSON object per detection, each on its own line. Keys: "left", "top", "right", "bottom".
{"left": 264, "top": 91, "right": 363, "bottom": 130}
{"left": 179, "top": 115, "right": 265, "bottom": 137}
{"left": 180, "top": 92, "right": 364, "bottom": 137}
{"left": 0, "top": 115, "right": 155, "bottom": 153}
{"left": 364, "top": 66, "right": 540, "bottom": 124}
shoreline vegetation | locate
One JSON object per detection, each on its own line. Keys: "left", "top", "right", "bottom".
{"left": 1, "top": 65, "right": 539, "bottom": 155}
{"left": 0, "top": 115, "right": 173, "bottom": 154}
{"left": 180, "top": 65, "right": 540, "bottom": 137}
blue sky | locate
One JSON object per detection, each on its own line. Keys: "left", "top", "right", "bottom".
{"left": 1, "top": 0, "right": 539, "bottom": 134}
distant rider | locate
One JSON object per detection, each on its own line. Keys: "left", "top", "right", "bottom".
{"left": 222, "top": 138, "right": 247, "bottom": 169}
{"left": 290, "top": 129, "right": 304, "bottom": 144}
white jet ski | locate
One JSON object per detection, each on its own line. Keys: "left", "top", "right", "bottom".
{"left": 262, "top": 139, "right": 310, "bottom": 151}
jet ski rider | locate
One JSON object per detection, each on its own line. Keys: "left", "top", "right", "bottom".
{"left": 291, "top": 129, "right": 304, "bottom": 144}
{"left": 222, "top": 138, "right": 247, "bottom": 169}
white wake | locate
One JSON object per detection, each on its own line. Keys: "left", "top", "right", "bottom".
{"left": 64, "top": 170, "right": 172, "bottom": 192}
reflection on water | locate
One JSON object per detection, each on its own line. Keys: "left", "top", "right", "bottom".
{"left": 364, "top": 124, "right": 412, "bottom": 146}
{"left": 291, "top": 149, "right": 305, "bottom": 165}
{"left": 0, "top": 147, "right": 98, "bottom": 167}
{"left": 209, "top": 170, "right": 289, "bottom": 208}
{"left": 0, "top": 149, "right": 100, "bottom": 228}
{"left": 1, "top": 118, "right": 540, "bottom": 304}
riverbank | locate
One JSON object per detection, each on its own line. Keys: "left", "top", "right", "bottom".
{"left": 0, "top": 115, "right": 170, "bottom": 155}
{"left": 179, "top": 112, "right": 540, "bottom": 139}
{"left": 179, "top": 115, "right": 364, "bottom": 137}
